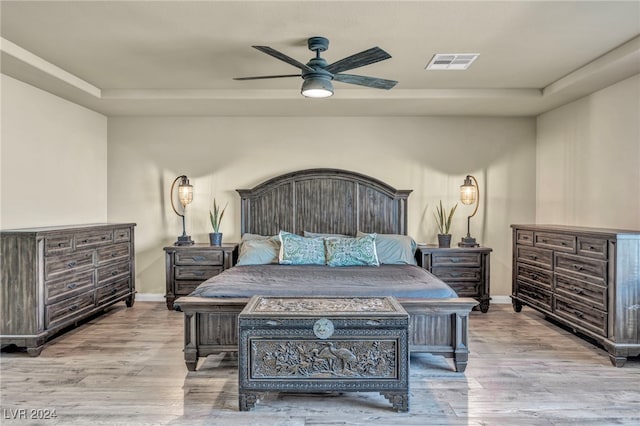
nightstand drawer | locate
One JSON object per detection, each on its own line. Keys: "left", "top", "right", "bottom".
{"left": 432, "top": 267, "right": 480, "bottom": 282}
{"left": 431, "top": 252, "right": 481, "bottom": 267}
{"left": 175, "top": 250, "right": 224, "bottom": 265}
{"left": 175, "top": 265, "right": 223, "bottom": 280}
{"left": 446, "top": 281, "right": 481, "bottom": 297}
{"left": 175, "top": 280, "right": 202, "bottom": 296}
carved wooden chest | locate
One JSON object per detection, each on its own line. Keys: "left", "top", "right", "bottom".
{"left": 238, "top": 295, "right": 410, "bottom": 412}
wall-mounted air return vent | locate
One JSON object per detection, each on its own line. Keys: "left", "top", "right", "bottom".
{"left": 426, "top": 53, "right": 479, "bottom": 70}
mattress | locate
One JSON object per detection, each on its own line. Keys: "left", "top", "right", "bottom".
{"left": 189, "top": 264, "right": 458, "bottom": 299}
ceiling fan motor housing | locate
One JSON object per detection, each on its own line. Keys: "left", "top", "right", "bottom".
{"left": 307, "top": 36, "right": 329, "bottom": 52}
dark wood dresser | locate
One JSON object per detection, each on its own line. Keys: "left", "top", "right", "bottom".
{"left": 164, "top": 243, "right": 237, "bottom": 310}
{"left": 417, "top": 245, "right": 492, "bottom": 312}
{"left": 511, "top": 224, "right": 640, "bottom": 367}
{"left": 1, "top": 223, "right": 136, "bottom": 355}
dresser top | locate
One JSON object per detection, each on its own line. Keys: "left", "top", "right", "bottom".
{"left": 1, "top": 223, "right": 136, "bottom": 234}
{"left": 511, "top": 224, "right": 640, "bottom": 237}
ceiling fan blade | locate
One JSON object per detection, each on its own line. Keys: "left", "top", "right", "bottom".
{"left": 333, "top": 73, "right": 398, "bottom": 90}
{"left": 233, "top": 74, "right": 301, "bottom": 81}
{"left": 252, "top": 46, "right": 314, "bottom": 72}
{"left": 325, "top": 47, "right": 391, "bottom": 74}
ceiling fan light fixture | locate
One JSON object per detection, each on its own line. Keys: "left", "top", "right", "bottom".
{"left": 301, "top": 74, "right": 334, "bottom": 98}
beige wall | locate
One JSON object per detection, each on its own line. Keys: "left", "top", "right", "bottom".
{"left": 107, "top": 116, "right": 536, "bottom": 296}
{"left": 536, "top": 74, "right": 640, "bottom": 229}
{"left": 0, "top": 75, "right": 108, "bottom": 229}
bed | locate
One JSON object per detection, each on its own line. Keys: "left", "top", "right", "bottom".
{"left": 174, "top": 169, "right": 477, "bottom": 372}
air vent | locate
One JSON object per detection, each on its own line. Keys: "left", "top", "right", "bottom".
{"left": 426, "top": 53, "right": 479, "bottom": 70}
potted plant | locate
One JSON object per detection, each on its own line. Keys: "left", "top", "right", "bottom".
{"left": 434, "top": 200, "right": 457, "bottom": 248}
{"left": 209, "top": 199, "right": 228, "bottom": 246}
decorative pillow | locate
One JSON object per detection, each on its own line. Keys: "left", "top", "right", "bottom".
{"left": 357, "top": 232, "right": 417, "bottom": 265}
{"left": 278, "top": 231, "right": 326, "bottom": 265}
{"left": 236, "top": 237, "right": 280, "bottom": 265}
{"left": 325, "top": 234, "right": 379, "bottom": 267}
{"left": 303, "top": 231, "right": 350, "bottom": 238}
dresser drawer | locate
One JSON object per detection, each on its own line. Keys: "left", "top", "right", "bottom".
{"left": 432, "top": 252, "right": 481, "bottom": 267}
{"left": 44, "top": 235, "right": 73, "bottom": 255}
{"left": 45, "top": 270, "right": 95, "bottom": 304}
{"left": 97, "top": 243, "right": 130, "bottom": 265}
{"left": 96, "top": 279, "right": 131, "bottom": 305}
{"left": 577, "top": 237, "right": 608, "bottom": 260}
{"left": 516, "top": 263, "right": 553, "bottom": 290}
{"left": 534, "top": 232, "right": 576, "bottom": 252}
{"left": 97, "top": 260, "right": 131, "bottom": 285}
{"left": 555, "top": 253, "right": 607, "bottom": 282}
{"left": 516, "top": 281, "right": 552, "bottom": 311}
{"left": 516, "top": 230, "right": 534, "bottom": 246}
{"left": 45, "top": 250, "right": 94, "bottom": 279}
{"left": 554, "top": 295, "right": 607, "bottom": 337}
{"left": 114, "top": 227, "right": 131, "bottom": 242}
{"left": 75, "top": 229, "right": 114, "bottom": 248}
{"left": 516, "top": 246, "right": 553, "bottom": 269}
{"left": 175, "top": 266, "right": 223, "bottom": 281}
{"left": 432, "top": 267, "right": 480, "bottom": 282}
{"left": 46, "top": 291, "right": 95, "bottom": 328}
{"left": 555, "top": 273, "right": 607, "bottom": 311}
{"left": 175, "top": 250, "right": 224, "bottom": 266}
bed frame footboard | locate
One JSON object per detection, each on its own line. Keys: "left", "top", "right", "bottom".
{"left": 176, "top": 296, "right": 477, "bottom": 373}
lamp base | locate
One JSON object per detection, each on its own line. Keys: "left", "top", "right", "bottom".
{"left": 458, "top": 236, "right": 479, "bottom": 247}
{"left": 174, "top": 235, "right": 194, "bottom": 246}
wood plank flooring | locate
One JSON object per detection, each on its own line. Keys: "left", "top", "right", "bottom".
{"left": 1, "top": 302, "right": 639, "bottom": 425}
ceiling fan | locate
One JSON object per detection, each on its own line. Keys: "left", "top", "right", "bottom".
{"left": 233, "top": 36, "right": 397, "bottom": 98}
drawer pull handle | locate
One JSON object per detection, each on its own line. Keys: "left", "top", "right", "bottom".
{"left": 194, "top": 271, "right": 205, "bottom": 276}
{"left": 530, "top": 273, "right": 539, "bottom": 280}
{"left": 561, "top": 241, "right": 567, "bottom": 246}
{"left": 450, "top": 258, "right": 460, "bottom": 263}
{"left": 111, "top": 253, "right": 118, "bottom": 257}
{"left": 541, "top": 239, "right": 548, "bottom": 243}
{"left": 67, "top": 283, "right": 78, "bottom": 289}
{"left": 82, "top": 239, "right": 89, "bottom": 244}
{"left": 111, "top": 271, "right": 119, "bottom": 276}
{"left": 450, "top": 272, "right": 462, "bottom": 278}
{"left": 102, "top": 236, "right": 108, "bottom": 240}
{"left": 69, "top": 304, "right": 78, "bottom": 312}
{"left": 366, "top": 320, "right": 381, "bottom": 326}
{"left": 572, "top": 287, "right": 584, "bottom": 295}
{"left": 573, "top": 310, "right": 584, "bottom": 318}
{"left": 193, "top": 256, "right": 206, "bottom": 261}
{"left": 67, "top": 261, "right": 77, "bottom": 268}
{"left": 111, "top": 288, "right": 118, "bottom": 295}
{"left": 531, "top": 255, "right": 538, "bottom": 260}
{"left": 589, "top": 246, "right": 596, "bottom": 251}
{"left": 58, "top": 242, "right": 65, "bottom": 247}
{"left": 265, "top": 320, "right": 281, "bottom": 326}
{"left": 573, "top": 264, "right": 584, "bottom": 271}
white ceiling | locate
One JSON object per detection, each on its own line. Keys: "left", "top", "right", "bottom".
{"left": 1, "top": 0, "right": 639, "bottom": 117}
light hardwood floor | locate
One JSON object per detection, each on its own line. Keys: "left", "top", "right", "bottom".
{"left": 1, "top": 302, "right": 639, "bottom": 425}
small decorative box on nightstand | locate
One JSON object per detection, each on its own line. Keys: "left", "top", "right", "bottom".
{"left": 417, "top": 245, "right": 492, "bottom": 312}
{"left": 164, "top": 243, "right": 237, "bottom": 310}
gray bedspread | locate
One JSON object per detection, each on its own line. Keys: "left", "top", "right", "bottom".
{"left": 189, "top": 264, "right": 458, "bottom": 299}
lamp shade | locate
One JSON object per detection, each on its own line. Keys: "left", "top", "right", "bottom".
{"left": 460, "top": 176, "right": 477, "bottom": 205}
{"left": 301, "top": 74, "right": 334, "bottom": 98}
{"left": 177, "top": 178, "right": 193, "bottom": 207}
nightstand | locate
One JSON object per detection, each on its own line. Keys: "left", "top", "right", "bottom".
{"left": 164, "top": 243, "right": 238, "bottom": 310}
{"left": 417, "top": 245, "right": 492, "bottom": 312}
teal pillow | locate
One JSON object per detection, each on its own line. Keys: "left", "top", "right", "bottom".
{"left": 236, "top": 238, "right": 279, "bottom": 265}
{"left": 325, "top": 234, "right": 379, "bottom": 267}
{"left": 357, "top": 232, "right": 417, "bottom": 265}
{"left": 278, "top": 231, "right": 326, "bottom": 265}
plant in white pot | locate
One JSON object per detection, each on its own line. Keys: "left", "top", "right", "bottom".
{"left": 209, "top": 199, "right": 228, "bottom": 246}
{"left": 434, "top": 200, "right": 457, "bottom": 248}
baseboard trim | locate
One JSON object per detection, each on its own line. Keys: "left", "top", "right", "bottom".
{"left": 135, "top": 293, "right": 165, "bottom": 302}
{"left": 491, "top": 295, "right": 512, "bottom": 304}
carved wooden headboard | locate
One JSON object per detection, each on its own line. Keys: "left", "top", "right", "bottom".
{"left": 236, "top": 169, "right": 412, "bottom": 236}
